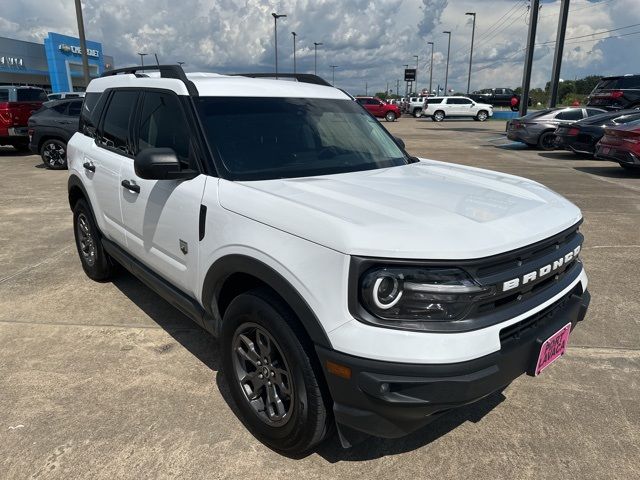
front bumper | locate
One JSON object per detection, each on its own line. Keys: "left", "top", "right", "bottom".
{"left": 318, "top": 285, "right": 590, "bottom": 440}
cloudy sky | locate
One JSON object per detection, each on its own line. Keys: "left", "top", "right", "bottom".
{"left": 2, "top": 0, "right": 638, "bottom": 94}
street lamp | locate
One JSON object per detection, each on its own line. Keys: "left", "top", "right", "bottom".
{"left": 413, "top": 55, "right": 419, "bottom": 93}
{"left": 291, "top": 32, "right": 297, "bottom": 73}
{"left": 313, "top": 42, "right": 323, "bottom": 75}
{"left": 465, "top": 12, "right": 476, "bottom": 94}
{"left": 271, "top": 12, "right": 287, "bottom": 79}
{"left": 403, "top": 64, "right": 409, "bottom": 97}
{"left": 330, "top": 65, "right": 339, "bottom": 86}
{"left": 427, "top": 41, "right": 434, "bottom": 95}
{"left": 442, "top": 31, "right": 451, "bottom": 96}
{"left": 138, "top": 52, "right": 148, "bottom": 70}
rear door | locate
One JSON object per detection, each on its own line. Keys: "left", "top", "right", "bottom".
{"left": 119, "top": 89, "right": 207, "bottom": 294}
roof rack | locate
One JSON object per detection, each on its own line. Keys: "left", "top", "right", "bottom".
{"left": 232, "top": 73, "right": 332, "bottom": 87}
{"left": 100, "top": 64, "right": 198, "bottom": 96}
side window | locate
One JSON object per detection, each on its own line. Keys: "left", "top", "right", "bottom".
{"left": 0, "top": 89, "right": 9, "bottom": 102}
{"left": 556, "top": 109, "right": 583, "bottom": 121}
{"left": 458, "top": 98, "right": 472, "bottom": 104}
{"left": 67, "top": 101, "right": 82, "bottom": 117}
{"left": 99, "top": 90, "right": 139, "bottom": 154}
{"left": 136, "top": 91, "right": 192, "bottom": 166}
{"left": 586, "top": 108, "right": 604, "bottom": 117}
{"left": 80, "top": 92, "right": 104, "bottom": 137}
{"left": 356, "top": 98, "right": 366, "bottom": 105}
{"left": 504, "top": 89, "right": 514, "bottom": 95}
{"left": 50, "top": 103, "right": 68, "bottom": 114}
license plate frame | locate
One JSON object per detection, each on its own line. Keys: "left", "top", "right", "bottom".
{"left": 534, "top": 322, "right": 572, "bottom": 376}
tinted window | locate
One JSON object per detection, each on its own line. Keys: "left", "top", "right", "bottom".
{"left": 595, "top": 76, "right": 640, "bottom": 90}
{"left": 17, "top": 89, "right": 47, "bottom": 101}
{"left": 0, "top": 89, "right": 8, "bottom": 102}
{"left": 428, "top": 98, "right": 443, "bottom": 104}
{"left": 586, "top": 108, "right": 605, "bottom": 117}
{"left": 65, "top": 93, "right": 81, "bottom": 98}
{"left": 136, "top": 91, "right": 192, "bottom": 165}
{"left": 356, "top": 98, "right": 366, "bottom": 105}
{"left": 504, "top": 89, "right": 514, "bottom": 95}
{"left": 195, "top": 97, "right": 407, "bottom": 181}
{"left": 614, "top": 113, "right": 640, "bottom": 124}
{"left": 67, "top": 100, "right": 82, "bottom": 117}
{"left": 48, "top": 94, "right": 62, "bottom": 100}
{"left": 556, "top": 109, "right": 584, "bottom": 121}
{"left": 100, "top": 90, "right": 138, "bottom": 153}
{"left": 448, "top": 98, "right": 472, "bottom": 104}
{"left": 50, "top": 103, "right": 67, "bottom": 114}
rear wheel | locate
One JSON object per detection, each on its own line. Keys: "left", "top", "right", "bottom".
{"left": 41, "top": 139, "right": 68, "bottom": 169}
{"left": 72, "top": 199, "right": 114, "bottom": 281}
{"left": 385, "top": 110, "right": 397, "bottom": 122}
{"left": 433, "top": 110, "right": 445, "bottom": 122}
{"left": 413, "top": 108, "right": 423, "bottom": 118}
{"left": 220, "top": 288, "right": 333, "bottom": 455}
{"left": 537, "top": 131, "right": 557, "bottom": 150}
{"left": 476, "top": 110, "right": 489, "bottom": 122}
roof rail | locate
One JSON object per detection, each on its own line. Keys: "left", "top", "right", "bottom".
{"left": 232, "top": 73, "right": 332, "bottom": 87}
{"left": 100, "top": 64, "right": 198, "bottom": 96}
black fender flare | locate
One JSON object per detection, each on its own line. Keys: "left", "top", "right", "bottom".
{"left": 202, "top": 254, "right": 332, "bottom": 348}
{"left": 68, "top": 174, "right": 91, "bottom": 211}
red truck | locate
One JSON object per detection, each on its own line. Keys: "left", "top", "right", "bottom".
{"left": 355, "top": 96, "right": 401, "bottom": 122}
{"left": 0, "top": 86, "right": 48, "bottom": 151}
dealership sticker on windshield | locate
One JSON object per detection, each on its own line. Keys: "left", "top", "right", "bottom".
{"left": 535, "top": 323, "right": 572, "bottom": 376}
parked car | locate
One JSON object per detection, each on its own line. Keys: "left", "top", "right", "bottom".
{"left": 355, "top": 96, "right": 400, "bottom": 121}
{"left": 0, "top": 85, "right": 47, "bottom": 151}
{"left": 47, "top": 91, "right": 85, "bottom": 101}
{"left": 587, "top": 74, "right": 640, "bottom": 111}
{"left": 407, "top": 96, "right": 426, "bottom": 117}
{"left": 423, "top": 96, "right": 493, "bottom": 122}
{"left": 506, "top": 107, "right": 606, "bottom": 150}
{"left": 67, "top": 65, "right": 589, "bottom": 455}
{"left": 469, "top": 88, "right": 522, "bottom": 111}
{"left": 554, "top": 109, "right": 640, "bottom": 156}
{"left": 594, "top": 119, "right": 640, "bottom": 171}
{"left": 28, "top": 98, "right": 82, "bottom": 169}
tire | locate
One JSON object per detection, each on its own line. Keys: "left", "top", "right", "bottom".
{"left": 385, "top": 111, "right": 397, "bottom": 122}
{"left": 433, "top": 110, "right": 445, "bottom": 122}
{"left": 511, "top": 105, "right": 519, "bottom": 112}
{"left": 220, "top": 288, "right": 332, "bottom": 455}
{"left": 72, "top": 199, "right": 114, "bottom": 281}
{"left": 413, "top": 108, "right": 422, "bottom": 118}
{"left": 476, "top": 110, "right": 489, "bottom": 122}
{"left": 537, "top": 131, "right": 557, "bottom": 151}
{"left": 40, "top": 139, "right": 68, "bottom": 169}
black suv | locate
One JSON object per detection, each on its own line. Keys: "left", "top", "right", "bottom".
{"left": 587, "top": 75, "right": 640, "bottom": 111}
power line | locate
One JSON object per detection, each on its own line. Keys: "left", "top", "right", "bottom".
{"left": 537, "top": 22, "right": 640, "bottom": 45}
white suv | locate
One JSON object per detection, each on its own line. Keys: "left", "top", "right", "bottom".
{"left": 424, "top": 96, "right": 493, "bottom": 122}
{"left": 67, "top": 66, "right": 589, "bottom": 455}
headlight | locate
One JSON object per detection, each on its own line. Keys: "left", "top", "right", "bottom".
{"left": 360, "top": 267, "right": 494, "bottom": 322}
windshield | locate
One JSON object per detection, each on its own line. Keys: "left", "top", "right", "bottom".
{"left": 593, "top": 76, "right": 640, "bottom": 91}
{"left": 195, "top": 97, "right": 407, "bottom": 180}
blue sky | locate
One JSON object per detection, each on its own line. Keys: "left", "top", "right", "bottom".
{"left": 1, "top": 0, "right": 638, "bottom": 94}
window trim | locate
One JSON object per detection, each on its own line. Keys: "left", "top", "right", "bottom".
{"left": 95, "top": 88, "right": 140, "bottom": 159}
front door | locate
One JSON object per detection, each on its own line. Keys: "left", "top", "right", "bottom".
{"left": 119, "top": 89, "right": 207, "bottom": 295}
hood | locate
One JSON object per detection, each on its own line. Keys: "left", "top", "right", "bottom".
{"left": 219, "top": 160, "right": 582, "bottom": 259}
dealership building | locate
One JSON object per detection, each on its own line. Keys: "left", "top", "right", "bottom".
{"left": 0, "top": 32, "right": 114, "bottom": 93}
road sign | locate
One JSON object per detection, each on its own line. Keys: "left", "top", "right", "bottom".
{"left": 404, "top": 68, "right": 416, "bottom": 82}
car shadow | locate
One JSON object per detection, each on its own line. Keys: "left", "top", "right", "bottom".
{"left": 0, "top": 147, "right": 33, "bottom": 157}
{"left": 574, "top": 165, "right": 640, "bottom": 178}
{"left": 538, "top": 151, "right": 593, "bottom": 160}
{"left": 110, "top": 269, "right": 507, "bottom": 460}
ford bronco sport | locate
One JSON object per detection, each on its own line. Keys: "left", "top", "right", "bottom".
{"left": 67, "top": 65, "right": 590, "bottom": 455}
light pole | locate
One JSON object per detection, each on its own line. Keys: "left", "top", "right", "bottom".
{"left": 291, "top": 32, "right": 297, "bottom": 73}
{"left": 443, "top": 31, "right": 451, "bottom": 96}
{"left": 313, "top": 42, "right": 323, "bottom": 75}
{"left": 427, "top": 41, "right": 434, "bottom": 94}
{"left": 465, "top": 12, "right": 476, "bottom": 94}
{"left": 330, "top": 65, "right": 338, "bottom": 86}
{"left": 403, "top": 64, "right": 409, "bottom": 98}
{"left": 413, "top": 55, "right": 419, "bottom": 94}
{"left": 73, "top": 0, "right": 90, "bottom": 87}
{"left": 138, "top": 52, "right": 148, "bottom": 70}
{"left": 272, "top": 12, "right": 287, "bottom": 79}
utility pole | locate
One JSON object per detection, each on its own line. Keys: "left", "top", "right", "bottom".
{"left": 154, "top": 53, "right": 160, "bottom": 67}
{"left": 413, "top": 55, "right": 419, "bottom": 93}
{"left": 330, "top": 65, "right": 338, "bottom": 86}
{"left": 443, "top": 31, "right": 451, "bottom": 96}
{"left": 313, "top": 42, "right": 323, "bottom": 75}
{"left": 520, "top": 0, "right": 540, "bottom": 116}
{"left": 465, "top": 12, "right": 476, "bottom": 94}
{"left": 396, "top": 79, "right": 400, "bottom": 98}
{"left": 365, "top": 82, "right": 368, "bottom": 95}
{"left": 73, "top": 0, "right": 90, "bottom": 87}
{"left": 403, "top": 64, "right": 409, "bottom": 98}
{"left": 138, "top": 52, "right": 147, "bottom": 70}
{"left": 427, "top": 41, "right": 434, "bottom": 95}
{"left": 291, "top": 32, "right": 297, "bottom": 73}
{"left": 386, "top": 81, "right": 389, "bottom": 96}
{"left": 549, "top": 0, "right": 570, "bottom": 107}
{"left": 272, "top": 12, "right": 287, "bottom": 79}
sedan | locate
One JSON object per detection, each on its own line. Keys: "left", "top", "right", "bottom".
{"left": 506, "top": 107, "right": 606, "bottom": 150}
{"left": 595, "top": 119, "right": 640, "bottom": 171}
{"left": 554, "top": 109, "right": 640, "bottom": 156}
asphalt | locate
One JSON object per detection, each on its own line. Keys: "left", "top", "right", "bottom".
{"left": 1, "top": 119, "right": 639, "bottom": 479}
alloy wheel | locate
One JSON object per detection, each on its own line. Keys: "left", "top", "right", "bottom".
{"left": 76, "top": 213, "right": 96, "bottom": 267}
{"left": 232, "top": 322, "right": 294, "bottom": 426}
{"left": 43, "top": 142, "right": 66, "bottom": 167}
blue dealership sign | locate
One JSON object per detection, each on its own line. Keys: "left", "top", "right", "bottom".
{"left": 44, "top": 32, "right": 104, "bottom": 92}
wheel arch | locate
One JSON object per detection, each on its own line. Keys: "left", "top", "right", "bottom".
{"left": 38, "top": 134, "right": 68, "bottom": 152}
{"left": 202, "top": 254, "right": 332, "bottom": 349}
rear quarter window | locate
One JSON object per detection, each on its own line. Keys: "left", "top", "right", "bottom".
{"left": 80, "top": 92, "right": 106, "bottom": 137}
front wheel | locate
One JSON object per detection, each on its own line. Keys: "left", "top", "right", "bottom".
{"left": 476, "top": 110, "right": 489, "bottom": 122}
{"left": 220, "top": 289, "right": 333, "bottom": 455}
{"left": 41, "top": 139, "right": 68, "bottom": 169}
{"left": 385, "top": 111, "right": 397, "bottom": 122}
{"left": 432, "top": 110, "right": 445, "bottom": 122}
{"left": 413, "top": 108, "right": 423, "bottom": 118}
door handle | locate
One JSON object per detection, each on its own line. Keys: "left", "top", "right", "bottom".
{"left": 83, "top": 162, "right": 95, "bottom": 172}
{"left": 121, "top": 179, "right": 140, "bottom": 193}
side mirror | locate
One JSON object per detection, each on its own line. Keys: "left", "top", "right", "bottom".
{"left": 134, "top": 148, "right": 195, "bottom": 180}
{"left": 394, "top": 136, "right": 406, "bottom": 150}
